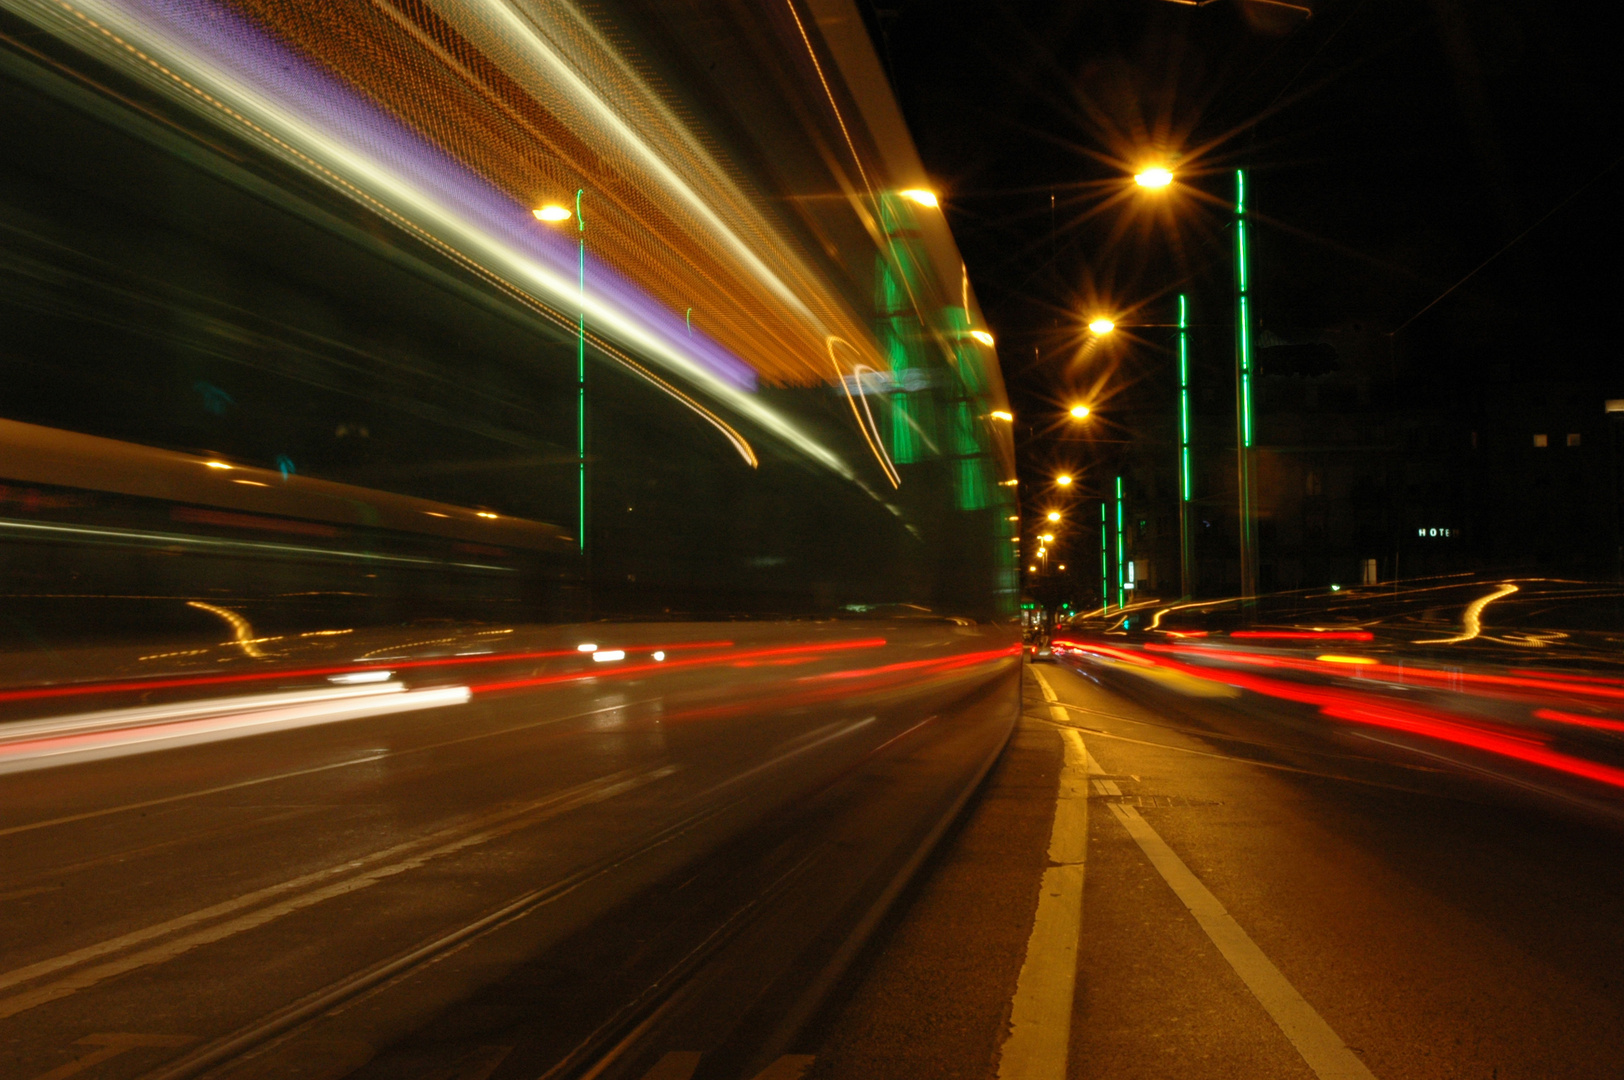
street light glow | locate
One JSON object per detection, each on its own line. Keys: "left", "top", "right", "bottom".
{"left": 532, "top": 205, "right": 572, "bottom": 222}
{"left": 991, "top": 410, "right": 1014, "bottom": 421}
{"left": 1046, "top": 511, "right": 1061, "bottom": 522}
{"left": 1069, "top": 404, "right": 1090, "bottom": 419}
{"left": 1055, "top": 474, "right": 1073, "bottom": 487}
{"left": 1039, "top": 533, "right": 1054, "bottom": 543}
{"left": 900, "top": 188, "right": 939, "bottom": 208}
{"left": 1088, "top": 318, "right": 1116, "bottom": 335}
{"left": 970, "top": 329, "right": 995, "bottom": 346}
{"left": 1134, "top": 167, "right": 1174, "bottom": 189}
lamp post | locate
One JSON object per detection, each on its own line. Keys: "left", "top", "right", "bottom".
{"left": 1115, "top": 474, "right": 1126, "bottom": 610}
{"left": 1178, "top": 293, "right": 1194, "bottom": 598}
{"left": 1234, "top": 169, "right": 1258, "bottom": 607}
{"left": 533, "top": 196, "right": 588, "bottom": 553}
{"left": 1100, "top": 501, "right": 1110, "bottom": 613}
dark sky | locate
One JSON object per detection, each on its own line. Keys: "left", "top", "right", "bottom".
{"left": 865, "top": 0, "right": 1623, "bottom": 433}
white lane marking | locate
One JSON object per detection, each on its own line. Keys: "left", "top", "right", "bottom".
{"left": 1106, "top": 802, "right": 1378, "bottom": 1080}
{"left": 996, "top": 668, "right": 1088, "bottom": 1080}
{"left": 0, "top": 766, "right": 674, "bottom": 1019}
{"left": 747, "top": 1056, "right": 815, "bottom": 1080}
{"left": 638, "top": 1052, "right": 701, "bottom": 1080}
{"left": 27, "top": 1033, "right": 194, "bottom": 1080}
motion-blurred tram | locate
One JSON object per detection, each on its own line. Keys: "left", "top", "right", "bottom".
{"left": 0, "top": 4, "right": 1021, "bottom": 1077}
{"left": 0, "top": 0, "right": 1017, "bottom": 647}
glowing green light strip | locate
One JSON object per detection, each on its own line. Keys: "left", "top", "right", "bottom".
{"left": 1235, "top": 170, "right": 1253, "bottom": 449}
{"left": 577, "top": 187, "right": 586, "bottom": 551}
{"left": 1115, "top": 475, "right": 1125, "bottom": 610}
{"left": 1178, "top": 293, "right": 1191, "bottom": 502}
{"left": 1100, "top": 501, "right": 1109, "bottom": 613}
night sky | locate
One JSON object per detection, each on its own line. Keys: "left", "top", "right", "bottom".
{"left": 866, "top": 0, "right": 1622, "bottom": 456}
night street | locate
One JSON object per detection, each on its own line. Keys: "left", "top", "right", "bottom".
{"left": 811, "top": 660, "right": 1624, "bottom": 1080}
{"left": 5, "top": 0, "right": 1623, "bottom": 1075}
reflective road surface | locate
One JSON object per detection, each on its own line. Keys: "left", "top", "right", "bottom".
{"left": 0, "top": 622, "right": 1018, "bottom": 1080}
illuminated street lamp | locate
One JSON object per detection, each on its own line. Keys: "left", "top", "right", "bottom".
{"left": 899, "top": 188, "right": 939, "bottom": 208}
{"left": 1069, "top": 403, "right": 1091, "bottom": 420}
{"left": 1134, "top": 167, "right": 1174, "bottom": 189}
{"left": 1046, "top": 510, "right": 1061, "bottom": 522}
{"left": 1039, "top": 533, "right": 1054, "bottom": 543}
{"left": 1088, "top": 318, "right": 1116, "bottom": 335}
{"left": 970, "top": 330, "right": 996, "bottom": 346}
{"left": 1055, "top": 474, "right": 1073, "bottom": 487}
{"left": 536, "top": 194, "right": 589, "bottom": 550}
{"left": 990, "top": 410, "right": 1014, "bottom": 422}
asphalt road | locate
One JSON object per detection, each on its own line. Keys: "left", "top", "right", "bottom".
{"left": 0, "top": 621, "right": 1018, "bottom": 1080}
{"left": 806, "top": 660, "right": 1624, "bottom": 1080}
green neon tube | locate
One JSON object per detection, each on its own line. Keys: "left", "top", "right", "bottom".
{"left": 1179, "top": 293, "right": 1191, "bottom": 501}
{"left": 1115, "top": 475, "right": 1125, "bottom": 610}
{"left": 1235, "top": 170, "right": 1253, "bottom": 449}
{"left": 577, "top": 187, "right": 586, "bottom": 551}
{"left": 1101, "top": 501, "right": 1109, "bottom": 613}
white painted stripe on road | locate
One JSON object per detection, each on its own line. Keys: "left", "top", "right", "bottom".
{"left": 997, "top": 668, "right": 1088, "bottom": 1080}
{"left": 1106, "top": 802, "right": 1378, "bottom": 1080}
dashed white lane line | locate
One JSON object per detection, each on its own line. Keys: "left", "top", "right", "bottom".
{"left": 997, "top": 668, "right": 1088, "bottom": 1080}
{"left": 1105, "top": 804, "right": 1378, "bottom": 1080}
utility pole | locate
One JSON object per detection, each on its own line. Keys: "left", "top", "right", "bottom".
{"left": 1233, "top": 170, "right": 1259, "bottom": 609}
{"left": 1178, "top": 293, "right": 1195, "bottom": 598}
{"left": 1115, "top": 475, "right": 1126, "bottom": 610}
{"left": 1100, "top": 501, "right": 1109, "bottom": 613}
{"left": 576, "top": 187, "right": 588, "bottom": 555}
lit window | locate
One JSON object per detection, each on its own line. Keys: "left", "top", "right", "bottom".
{"left": 1567, "top": 433, "right": 1581, "bottom": 447}
{"left": 1533, "top": 433, "right": 1548, "bottom": 448}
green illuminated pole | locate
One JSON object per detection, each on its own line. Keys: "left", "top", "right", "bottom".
{"left": 1115, "top": 475, "right": 1125, "bottom": 610}
{"left": 1178, "top": 293, "right": 1194, "bottom": 598}
{"left": 576, "top": 188, "right": 587, "bottom": 553}
{"left": 1100, "top": 502, "right": 1109, "bottom": 613}
{"left": 1233, "top": 170, "right": 1258, "bottom": 607}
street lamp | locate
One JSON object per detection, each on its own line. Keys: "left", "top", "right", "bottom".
{"left": 1069, "top": 404, "right": 1091, "bottom": 419}
{"left": 1046, "top": 510, "right": 1061, "bottom": 522}
{"left": 1088, "top": 318, "right": 1116, "bottom": 335}
{"left": 1133, "top": 167, "right": 1174, "bottom": 189}
{"left": 535, "top": 193, "right": 588, "bottom": 551}
{"left": 899, "top": 188, "right": 939, "bottom": 208}
{"left": 990, "top": 410, "right": 1014, "bottom": 422}
{"left": 970, "top": 330, "right": 995, "bottom": 346}
{"left": 1055, "top": 474, "right": 1073, "bottom": 487}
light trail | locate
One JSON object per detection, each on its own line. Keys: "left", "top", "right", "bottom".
{"left": 1417, "top": 582, "right": 1520, "bottom": 644}
{"left": 0, "top": 684, "right": 471, "bottom": 774}
{"left": 11, "top": 0, "right": 868, "bottom": 482}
